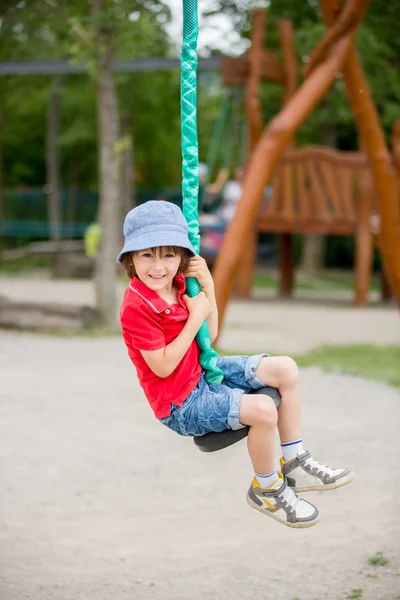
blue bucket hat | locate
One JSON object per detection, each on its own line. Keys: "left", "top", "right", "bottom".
{"left": 116, "top": 200, "right": 196, "bottom": 263}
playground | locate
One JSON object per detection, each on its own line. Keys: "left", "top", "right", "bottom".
{"left": 1, "top": 272, "right": 400, "bottom": 599}
{"left": 1, "top": 0, "right": 400, "bottom": 599}
{"left": 1, "top": 293, "right": 400, "bottom": 599}
{"left": 3, "top": 279, "right": 399, "bottom": 600}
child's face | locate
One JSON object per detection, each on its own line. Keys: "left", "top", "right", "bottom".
{"left": 133, "top": 247, "right": 182, "bottom": 293}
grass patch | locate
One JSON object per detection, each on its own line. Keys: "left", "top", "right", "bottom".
{"left": 295, "top": 345, "right": 400, "bottom": 388}
{"left": 317, "top": 272, "right": 379, "bottom": 292}
{"left": 253, "top": 273, "right": 315, "bottom": 290}
{"left": 368, "top": 552, "right": 390, "bottom": 567}
{"left": 348, "top": 589, "right": 363, "bottom": 599}
{"left": 253, "top": 271, "right": 380, "bottom": 292}
{"left": 218, "top": 344, "right": 400, "bottom": 389}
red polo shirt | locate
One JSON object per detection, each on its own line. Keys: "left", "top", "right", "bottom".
{"left": 119, "top": 273, "right": 202, "bottom": 418}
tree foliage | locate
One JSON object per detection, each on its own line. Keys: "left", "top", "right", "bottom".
{"left": 204, "top": 0, "right": 400, "bottom": 149}
{"left": 0, "top": 0, "right": 180, "bottom": 189}
{"left": 1, "top": 0, "right": 399, "bottom": 189}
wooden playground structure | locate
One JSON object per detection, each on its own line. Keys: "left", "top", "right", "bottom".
{"left": 257, "top": 146, "right": 378, "bottom": 306}
{"left": 213, "top": 0, "right": 400, "bottom": 324}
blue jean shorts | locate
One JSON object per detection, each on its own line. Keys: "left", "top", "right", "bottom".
{"left": 159, "top": 353, "right": 269, "bottom": 437}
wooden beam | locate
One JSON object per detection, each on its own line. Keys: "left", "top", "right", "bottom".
{"left": 277, "top": 19, "right": 298, "bottom": 297}
{"left": 213, "top": 32, "right": 355, "bottom": 330}
{"left": 278, "top": 20, "right": 298, "bottom": 103}
{"left": 321, "top": 0, "right": 400, "bottom": 307}
{"left": 236, "top": 9, "right": 266, "bottom": 298}
{"left": 305, "top": 0, "right": 371, "bottom": 77}
{"left": 222, "top": 50, "right": 284, "bottom": 86}
{"left": 392, "top": 119, "right": 400, "bottom": 175}
{"left": 245, "top": 9, "right": 266, "bottom": 154}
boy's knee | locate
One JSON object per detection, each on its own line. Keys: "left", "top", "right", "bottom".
{"left": 280, "top": 356, "right": 299, "bottom": 385}
{"left": 252, "top": 395, "right": 278, "bottom": 428}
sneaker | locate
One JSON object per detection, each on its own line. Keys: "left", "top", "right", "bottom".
{"left": 281, "top": 451, "right": 355, "bottom": 492}
{"left": 246, "top": 472, "right": 319, "bottom": 528}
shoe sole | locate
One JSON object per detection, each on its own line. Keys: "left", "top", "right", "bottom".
{"left": 292, "top": 470, "right": 355, "bottom": 493}
{"left": 246, "top": 495, "right": 319, "bottom": 529}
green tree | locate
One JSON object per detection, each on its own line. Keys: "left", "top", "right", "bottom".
{"left": 1, "top": 0, "right": 176, "bottom": 328}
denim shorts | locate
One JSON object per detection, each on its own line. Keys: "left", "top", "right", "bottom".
{"left": 159, "top": 353, "right": 269, "bottom": 437}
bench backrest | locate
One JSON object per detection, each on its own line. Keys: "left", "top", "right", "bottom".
{"left": 258, "top": 146, "right": 375, "bottom": 234}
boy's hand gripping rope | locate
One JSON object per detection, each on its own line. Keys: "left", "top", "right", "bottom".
{"left": 180, "top": 0, "right": 224, "bottom": 384}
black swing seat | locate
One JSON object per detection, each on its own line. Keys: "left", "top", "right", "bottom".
{"left": 193, "top": 386, "right": 281, "bottom": 453}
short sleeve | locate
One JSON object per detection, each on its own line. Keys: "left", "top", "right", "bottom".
{"left": 121, "top": 305, "right": 165, "bottom": 351}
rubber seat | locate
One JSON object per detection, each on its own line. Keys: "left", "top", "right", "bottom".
{"left": 193, "top": 386, "right": 281, "bottom": 452}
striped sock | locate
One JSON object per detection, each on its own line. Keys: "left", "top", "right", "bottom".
{"left": 281, "top": 438, "right": 304, "bottom": 462}
{"left": 255, "top": 469, "right": 279, "bottom": 489}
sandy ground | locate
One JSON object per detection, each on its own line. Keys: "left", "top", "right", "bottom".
{"left": 1, "top": 328, "right": 400, "bottom": 600}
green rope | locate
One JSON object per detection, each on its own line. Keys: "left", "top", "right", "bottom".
{"left": 180, "top": 0, "right": 224, "bottom": 385}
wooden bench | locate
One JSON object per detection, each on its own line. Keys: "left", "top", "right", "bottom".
{"left": 247, "top": 146, "right": 379, "bottom": 305}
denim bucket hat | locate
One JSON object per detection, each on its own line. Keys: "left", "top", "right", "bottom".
{"left": 116, "top": 200, "right": 196, "bottom": 263}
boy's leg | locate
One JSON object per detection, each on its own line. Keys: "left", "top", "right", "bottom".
{"left": 238, "top": 393, "right": 277, "bottom": 475}
{"left": 253, "top": 356, "right": 354, "bottom": 492}
{"left": 254, "top": 355, "right": 301, "bottom": 443}
{"left": 217, "top": 353, "right": 302, "bottom": 442}
{"left": 239, "top": 393, "right": 319, "bottom": 528}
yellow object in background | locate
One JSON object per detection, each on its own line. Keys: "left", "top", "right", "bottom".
{"left": 84, "top": 223, "right": 101, "bottom": 258}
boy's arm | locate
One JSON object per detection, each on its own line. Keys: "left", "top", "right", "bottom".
{"left": 185, "top": 256, "right": 218, "bottom": 343}
{"left": 140, "top": 316, "right": 200, "bottom": 378}
{"left": 140, "top": 292, "right": 211, "bottom": 378}
{"left": 202, "top": 284, "right": 218, "bottom": 343}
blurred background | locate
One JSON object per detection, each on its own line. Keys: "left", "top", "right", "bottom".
{"left": 1, "top": 0, "right": 399, "bottom": 282}
{"left": 0, "top": 2, "right": 399, "bottom": 599}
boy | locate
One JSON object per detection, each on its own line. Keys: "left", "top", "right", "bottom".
{"left": 118, "top": 200, "right": 354, "bottom": 528}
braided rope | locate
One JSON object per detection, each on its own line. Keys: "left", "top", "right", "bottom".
{"left": 180, "top": 0, "right": 224, "bottom": 384}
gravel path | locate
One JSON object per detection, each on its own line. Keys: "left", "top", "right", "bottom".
{"left": 1, "top": 331, "right": 399, "bottom": 600}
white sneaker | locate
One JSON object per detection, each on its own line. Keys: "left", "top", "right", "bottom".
{"left": 246, "top": 472, "right": 319, "bottom": 528}
{"left": 281, "top": 451, "right": 355, "bottom": 492}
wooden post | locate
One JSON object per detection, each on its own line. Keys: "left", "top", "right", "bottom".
{"left": 305, "top": 0, "right": 371, "bottom": 77}
{"left": 381, "top": 119, "right": 400, "bottom": 302}
{"left": 392, "top": 119, "right": 400, "bottom": 177}
{"left": 277, "top": 20, "right": 298, "bottom": 297}
{"left": 237, "top": 18, "right": 299, "bottom": 300}
{"left": 245, "top": 9, "right": 266, "bottom": 157}
{"left": 381, "top": 271, "right": 393, "bottom": 302}
{"left": 354, "top": 170, "right": 373, "bottom": 305}
{"left": 236, "top": 9, "right": 266, "bottom": 298}
{"left": 278, "top": 234, "right": 295, "bottom": 296}
{"left": 321, "top": 0, "right": 400, "bottom": 308}
{"left": 213, "top": 32, "right": 355, "bottom": 329}
{"left": 278, "top": 20, "right": 298, "bottom": 104}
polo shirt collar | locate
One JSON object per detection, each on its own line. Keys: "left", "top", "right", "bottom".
{"left": 129, "top": 273, "right": 186, "bottom": 314}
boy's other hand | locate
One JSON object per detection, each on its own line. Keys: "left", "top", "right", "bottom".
{"left": 182, "top": 291, "right": 211, "bottom": 323}
{"left": 185, "top": 255, "right": 214, "bottom": 292}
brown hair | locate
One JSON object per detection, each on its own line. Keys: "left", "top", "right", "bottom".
{"left": 120, "top": 246, "right": 192, "bottom": 278}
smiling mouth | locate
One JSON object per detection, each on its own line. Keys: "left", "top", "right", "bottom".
{"left": 149, "top": 275, "right": 165, "bottom": 280}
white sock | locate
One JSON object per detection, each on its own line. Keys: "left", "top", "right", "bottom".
{"left": 255, "top": 469, "right": 279, "bottom": 489}
{"left": 281, "top": 438, "right": 304, "bottom": 462}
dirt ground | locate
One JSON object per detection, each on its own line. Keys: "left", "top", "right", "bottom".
{"left": 1, "top": 329, "right": 399, "bottom": 600}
